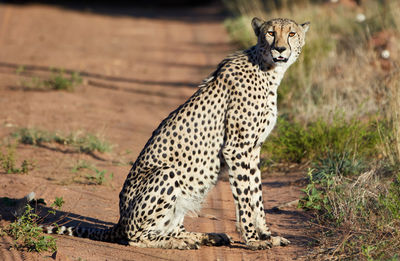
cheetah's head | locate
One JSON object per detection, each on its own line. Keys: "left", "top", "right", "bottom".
{"left": 251, "top": 18, "right": 309, "bottom": 68}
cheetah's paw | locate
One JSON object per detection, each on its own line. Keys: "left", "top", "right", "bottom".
{"left": 204, "top": 233, "right": 233, "bottom": 246}
{"left": 167, "top": 238, "right": 200, "bottom": 250}
{"left": 271, "top": 236, "right": 290, "bottom": 246}
{"left": 246, "top": 240, "right": 272, "bottom": 250}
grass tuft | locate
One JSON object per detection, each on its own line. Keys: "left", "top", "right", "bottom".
{"left": 71, "top": 160, "right": 113, "bottom": 185}
{"left": 0, "top": 143, "right": 35, "bottom": 174}
{"left": 16, "top": 67, "right": 82, "bottom": 92}
{"left": 12, "top": 128, "right": 112, "bottom": 154}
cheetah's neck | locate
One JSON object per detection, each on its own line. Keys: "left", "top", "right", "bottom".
{"left": 250, "top": 46, "right": 289, "bottom": 90}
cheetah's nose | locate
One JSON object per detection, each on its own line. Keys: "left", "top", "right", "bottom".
{"left": 274, "top": 47, "right": 286, "bottom": 53}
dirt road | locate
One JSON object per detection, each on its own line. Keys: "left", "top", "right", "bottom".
{"left": 0, "top": 3, "right": 311, "bottom": 260}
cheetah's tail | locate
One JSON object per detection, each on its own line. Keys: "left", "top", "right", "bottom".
{"left": 42, "top": 224, "right": 122, "bottom": 242}
{"left": 18, "top": 191, "right": 123, "bottom": 243}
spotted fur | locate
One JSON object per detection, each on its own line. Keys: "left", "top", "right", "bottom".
{"left": 45, "top": 17, "right": 309, "bottom": 250}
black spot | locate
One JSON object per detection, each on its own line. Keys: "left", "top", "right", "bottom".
{"left": 167, "top": 186, "right": 173, "bottom": 195}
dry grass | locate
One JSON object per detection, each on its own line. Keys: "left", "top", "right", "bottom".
{"left": 304, "top": 168, "right": 400, "bottom": 260}
{"left": 379, "top": 68, "right": 400, "bottom": 167}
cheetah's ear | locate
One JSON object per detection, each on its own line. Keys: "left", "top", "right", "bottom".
{"left": 251, "top": 17, "right": 264, "bottom": 37}
{"left": 301, "top": 22, "right": 310, "bottom": 33}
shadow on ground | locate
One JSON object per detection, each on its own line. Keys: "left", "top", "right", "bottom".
{"left": 3, "top": 0, "right": 226, "bottom": 22}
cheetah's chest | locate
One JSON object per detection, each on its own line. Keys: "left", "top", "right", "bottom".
{"left": 257, "top": 92, "right": 278, "bottom": 147}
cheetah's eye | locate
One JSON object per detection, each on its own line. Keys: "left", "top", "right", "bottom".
{"left": 288, "top": 32, "right": 296, "bottom": 37}
{"left": 267, "top": 31, "right": 274, "bottom": 36}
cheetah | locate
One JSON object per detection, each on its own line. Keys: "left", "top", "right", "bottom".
{"left": 45, "top": 17, "right": 309, "bottom": 250}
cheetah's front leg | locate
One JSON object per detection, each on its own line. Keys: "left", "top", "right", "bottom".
{"left": 222, "top": 146, "right": 289, "bottom": 250}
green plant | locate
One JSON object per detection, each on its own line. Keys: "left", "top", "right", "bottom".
{"left": 17, "top": 68, "right": 82, "bottom": 92}
{"left": 262, "top": 115, "right": 380, "bottom": 164}
{"left": 379, "top": 174, "right": 400, "bottom": 221}
{"left": 71, "top": 160, "right": 113, "bottom": 185}
{"left": 8, "top": 205, "right": 56, "bottom": 252}
{"left": 12, "top": 128, "right": 112, "bottom": 154}
{"left": 12, "top": 128, "right": 58, "bottom": 145}
{"left": 0, "top": 144, "right": 35, "bottom": 174}
{"left": 361, "top": 245, "right": 376, "bottom": 261}
{"left": 0, "top": 144, "right": 18, "bottom": 173}
{"left": 86, "top": 169, "right": 113, "bottom": 185}
{"left": 312, "top": 151, "right": 367, "bottom": 181}
{"left": 71, "top": 159, "right": 94, "bottom": 173}
{"left": 67, "top": 132, "right": 111, "bottom": 153}
{"left": 46, "top": 70, "right": 82, "bottom": 91}
{"left": 299, "top": 169, "right": 331, "bottom": 212}
{"left": 48, "top": 197, "right": 65, "bottom": 215}
{"left": 0, "top": 227, "right": 6, "bottom": 237}
{"left": 51, "top": 197, "right": 65, "bottom": 209}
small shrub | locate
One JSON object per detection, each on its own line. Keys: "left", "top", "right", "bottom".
{"left": 0, "top": 144, "right": 18, "bottom": 174}
{"left": 0, "top": 144, "right": 35, "bottom": 174}
{"left": 51, "top": 197, "right": 65, "bottom": 209}
{"left": 71, "top": 160, "right": 113, "bottom": 185}
{"left": 86, "top": 169, "right": 113, "bottom": 185}
{"left": 46, "top": 70, "right": 82, "bottom": 92}
{"left": 312, "top": 151, "right": 367, "bottom": 181}
{"left": 48, "top": 197, "right": 65, "bottom": 215}
{"left": 8, "top": 205, "right": 56, "bottom": 252}
{"left": 17, "top": 68, "right": 82, "bottom": 92}
{"left": 379, "top": 174, "right": 400, "bottom": 221}
{"left": 298, "top": 169, "right": 333, "bottom": 213}
{"left": 71, "top": 160, "right": 94, "bottom": 173}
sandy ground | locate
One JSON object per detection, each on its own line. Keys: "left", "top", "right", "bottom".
{"left": 0, "top": 3, "right": 312, "bottom": 260}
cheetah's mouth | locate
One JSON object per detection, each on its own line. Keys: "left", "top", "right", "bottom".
{"left": 273, "top": 56, "right": 288, "bottom": 63}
